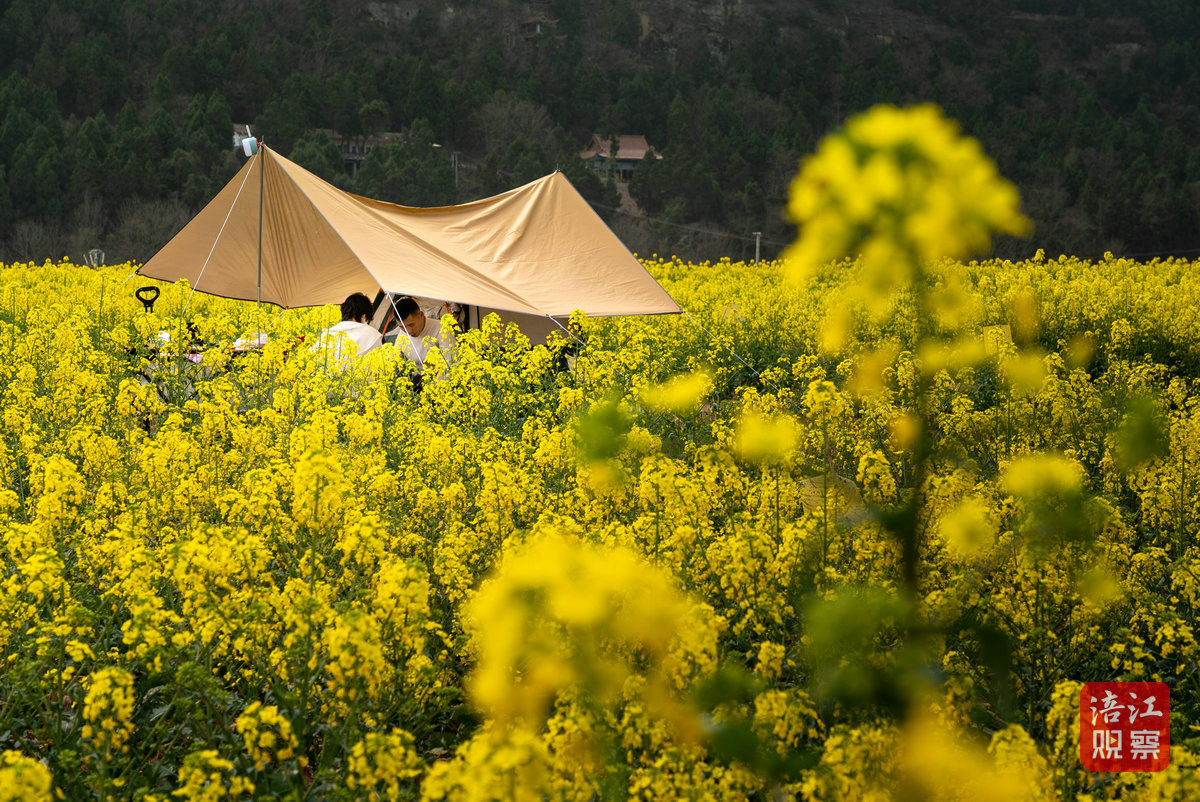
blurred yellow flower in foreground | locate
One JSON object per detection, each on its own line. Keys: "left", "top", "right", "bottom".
{"left": 1001, "top": 455, "right": 1085, "bottom": 500}
{"left": 466, "top": 531, "right": 716, "bottom": 729}
{"left": 733, "top": 411, "right": 802, "bottom": 466}
{"left": 0, "top": 751, "right": 53, "bottom": 800}
{"left": 900, "top": 711, "right": 1053, "bottom": 800}
{"left": 937, "top": 496, "right": 997, "bottom": 559}
{"left": 785, "top": 103, "right": 1031, "bottom": 288}
{"left": 640, "top": 370, "right": 713, "bottom": 414}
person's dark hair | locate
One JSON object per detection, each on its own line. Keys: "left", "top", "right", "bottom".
{"left": 341, "top": 292, "right": 373, "bottom": 322}
{"left": 393, "top": 296, "right": 420, "bottom": 319}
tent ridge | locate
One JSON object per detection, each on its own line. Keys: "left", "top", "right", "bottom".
{"left": 274, "top": 151, "right": 546, "bottom": 315}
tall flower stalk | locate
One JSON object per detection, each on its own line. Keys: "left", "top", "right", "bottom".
{"left": 785, "top": 103, "right": 1030, "bottom": 596}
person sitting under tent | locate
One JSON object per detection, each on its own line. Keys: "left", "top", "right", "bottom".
{"left": 376, "top": 294, "right": 466, "bottom": 337}
{"left": 315, "top": 292, "right": 383, "bottom": 364}
{"left": 390, "top": 295, "right": 456, "bottom": 367}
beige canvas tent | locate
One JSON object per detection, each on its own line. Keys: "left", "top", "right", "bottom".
{"left": 139, "top": 147, "right": 680, "bottom": 337}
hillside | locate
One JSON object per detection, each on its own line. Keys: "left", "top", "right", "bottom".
{"left": 2, "top": 0, "right": 1199, "bottom": 262}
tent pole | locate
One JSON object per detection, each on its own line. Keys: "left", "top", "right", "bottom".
{"left": 257, "top": 145, "right": 265, "bottom": 307}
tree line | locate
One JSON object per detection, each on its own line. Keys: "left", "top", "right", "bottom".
{"left": 2, "top": 0, "right": 1200, "bottom": 263}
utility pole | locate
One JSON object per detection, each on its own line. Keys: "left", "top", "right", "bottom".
{"left": 432, "top": 143, "right": 459, "bottom": 190}
{"left": 753, "top": 231, "right": 762, "bottom": 264}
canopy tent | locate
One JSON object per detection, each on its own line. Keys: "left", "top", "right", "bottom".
{"left": 138, "top": 146, "right": 680, "bottom": 324}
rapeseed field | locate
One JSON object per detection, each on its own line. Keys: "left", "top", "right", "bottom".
{"left": 1, "top": 105, "right": 1197, "bottom": 799}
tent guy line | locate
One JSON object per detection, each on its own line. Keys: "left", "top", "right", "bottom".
{"left": 542, "top": 306, "right": 787, "bottom": 422}
{"left": 680, "top": 308, "right": 783, "bottom": 396}
{"left": 184, "top": 157, "right": 257, "bottom": 316}
{"left": 543, "top": 314, "right": 700, "bottom": 432}
{"left": 386, "top": 292, "right": 427, "bottom": 371}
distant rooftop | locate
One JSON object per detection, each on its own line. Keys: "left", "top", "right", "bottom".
{"left": 579, "top": 134, "right": 662, "bottom": 161}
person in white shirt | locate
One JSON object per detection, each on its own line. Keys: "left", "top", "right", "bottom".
{"left": 391, "top": 295, "right": 456, "bottom": 367}
{"left": 316, "top": 292, "right": 383, "bottom": 365}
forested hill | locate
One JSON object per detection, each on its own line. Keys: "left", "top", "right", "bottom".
{"left": 3, "top": 0, "right": 1200, "bottom": 263}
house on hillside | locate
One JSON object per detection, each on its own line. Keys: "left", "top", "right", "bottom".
{"left": 579, "top": 134, "right": 662, "bottom": 182}
{"left": 521, "top": 15, "right": 558, "bottom": 38}
{"left": 315, "top": 129, "right": 402, "bottom": 178}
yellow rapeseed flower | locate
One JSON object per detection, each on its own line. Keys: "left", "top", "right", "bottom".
{"left": 784, "top": 103, "right": 1030, "bottom": 301}
{"left": 0, "top": 751, "right": 53, "bottom": 801}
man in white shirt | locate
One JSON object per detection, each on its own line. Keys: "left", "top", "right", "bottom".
{"left": 391, "top": 295, "right": 455, "bottom": 367}
{"left": 316, "top": 292, "right": 383, "bottom": 364}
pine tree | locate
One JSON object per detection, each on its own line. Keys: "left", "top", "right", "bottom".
{"left": 290, "top": 131, "right": 346, "bottom": 185}
{"left": 0, "top": 165, "right": 12, "bottom": 228}
{"left": 66, "top": 112, "right": 112, "bottom": 203}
